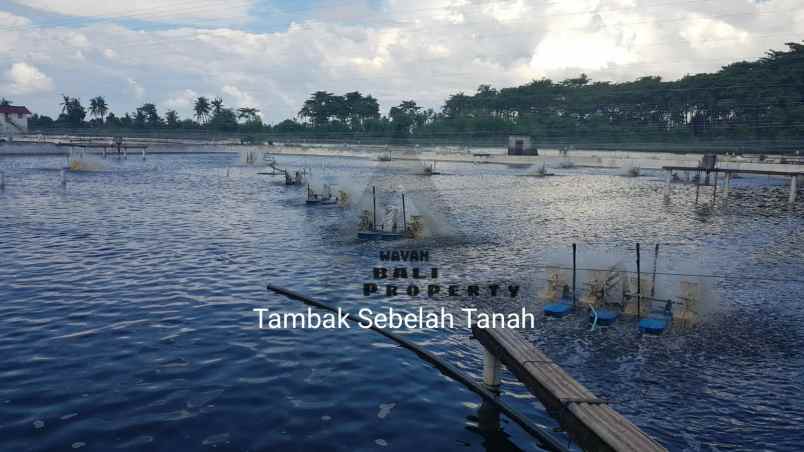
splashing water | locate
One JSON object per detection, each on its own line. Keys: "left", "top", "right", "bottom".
{"left": 618, "top": 164, "right": 641, "bottom": 177}
{"left": 67, "top": 150, "right": 106, "bottom": 172}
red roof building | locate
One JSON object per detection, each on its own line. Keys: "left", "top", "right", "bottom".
{"left": 0, "top": 106, "right": 32, "bottom": 115}
{"left": 1, "top": 105, "right": 32, "bottom": 134}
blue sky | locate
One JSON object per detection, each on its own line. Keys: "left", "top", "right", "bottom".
{"left": 1, "top": 0, "right": 803, "bottom": 123}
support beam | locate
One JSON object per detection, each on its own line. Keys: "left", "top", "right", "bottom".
{"left": 791, "top": 175, "right": 799, "bottom": 204}
{"left": 472, "top": 326, "right": 667, "bottom": 452}
{"left": 483, "top": 348, "right": 502, "bottom": 392}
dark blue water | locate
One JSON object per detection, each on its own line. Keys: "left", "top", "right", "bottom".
{"left": 1, "top": 151, "right": 802, "bottom": 451}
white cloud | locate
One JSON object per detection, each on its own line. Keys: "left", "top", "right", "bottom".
{"left": 126, "top": 78, "right": 145, "bottom": 99}
{"left": 162, "top": 89, "right": 199, "bottom": 114}
{"left": 0, "top": 1, "right": 801, "bottom": 121}
{"left": 5, "top": 62, "right": 54, "bottom": 94}
{"left": 0, "top": 10, "right": 31, "bottom": 27}
{"left": 102, "top": 48, "right": 117, "bottom": 60}
{"left": 221, "top": 85, "right": 258, "bottom": 110}
{"left": 10, "top": 0, "right": 255, "bottom": 24}
{"left": 482, "top": 0, "right": 527, "bottom": 23}
{"left": 680, "top": 13, "right": 752, "bottom": 52}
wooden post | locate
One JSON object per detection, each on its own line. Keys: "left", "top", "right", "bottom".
{"left": 572, "top": 243, "right": 577, "bottom": 307}
{"left": 651, "top": 244, "right": 659, "bottom": 298}
{"left": 401, "top": 193, "right": 407, "bottom": 233}
{"left": 712, "top": 171, "right": 719, "bottom": 204}
{"left": 790, "top": 175, "right": 798, "bottom": 204}
{"left": 482, "top": 348, "right": 501, "bottom": 392}
{"left": 0, "top": 171, "right": 4, "bottom": 191}
{"left": 60, "top": 169, "right": 66, "bottom": 188}
{"left": 663, "top": 171, "right": 672, "bottom": 202}
{"left": 372, "top": 186, "right": 377, "bottom": 232}
{"left": 636, "top": 243, "right": 641, "bottom": 320}
{"left": 472, "top": 326, "right": 668, "bottom": 452}
{"left": 695, "top": 172, "right": 701, "bottom": 204}
{"left": 722, "top": 172, "right": 731, "bottom": 204}
{"left": 477, "top": 399, "right": 501, "bottom": 433}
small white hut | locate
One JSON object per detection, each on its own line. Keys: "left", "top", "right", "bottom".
{"left": 507, "top": 135, "right": 538, "bottom": 155}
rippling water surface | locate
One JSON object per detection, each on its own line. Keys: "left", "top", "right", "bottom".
{"left": 1, "top": 151, "right": 802, "bottom": 451}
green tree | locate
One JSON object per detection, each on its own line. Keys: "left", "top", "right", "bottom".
{"left": 298, "top": 91, "right": 339, "bottom": 127}
{"left": 388, "top": 100, "right": 421, "bottom": 137}
{"left": 89, "top": 96, "right": 109, "bottom": 121}
{"left": 194, "top": 96, "right": 211, "bottom": 123}
{"left": 165, "top": 110, "right": 179, "bottom": 128}
{"left": 208, "top": 108, "right": 238, "bottom": 131}
{"left": 237, "top": 107, "right": 260, "bottom": 122}
{"left": 137, "top": 103, "right": 162, "bottom": 127}
{"left": 211, "top": 97, "right": 224, "bottom": 115}
{"left": 57, "top": 96, "right": 86, "bottom": 127}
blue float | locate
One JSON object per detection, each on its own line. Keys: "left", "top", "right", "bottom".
{"left": 544, "top": 298, "right": 574, "bottom": 318}
{"left": 639, "top": 317, "right": 669, "bottom": 334}
{"left": 592, "top": 308, "right": 619, "bottom": 326}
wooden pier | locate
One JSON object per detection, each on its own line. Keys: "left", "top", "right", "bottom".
{"left": 661, "top": 165, "right": 803, "bottom": 205}
{"left": 57, "top": 142, "right": 148, "bottom": 151}
{"left": 473, "top": 325, "right": 667, "bottom": 452}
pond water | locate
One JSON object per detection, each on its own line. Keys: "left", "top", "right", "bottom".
{"left": 1, "top": 150, "right": 802, "bottom": 451}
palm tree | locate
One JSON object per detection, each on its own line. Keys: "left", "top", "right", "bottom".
{"left": 89, "top": 96, "right": 108, "bottom": 121}
{"left": 60, "top": 94, "right": 72, "bottom": 114}
{"left": 211, "top": 97, "right": 224, "bottom": 115}
{"left": 0, "top": 98, "right": 11, "bottom": 107}
{"left": 194, "top": 96, "right": 211, "bottom": 123}
{"left": 237, "top": 107, "right": 260, "bottom": 122}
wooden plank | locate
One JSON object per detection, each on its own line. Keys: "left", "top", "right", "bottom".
{"left": 472, "top": 326, "right": 667, "bottom": 452}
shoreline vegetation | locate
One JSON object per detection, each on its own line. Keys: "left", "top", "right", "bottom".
{"left": 8, "top": 43, "right": 804, "bottom": 153}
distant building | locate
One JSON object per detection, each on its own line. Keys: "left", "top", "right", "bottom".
{"left": 507, "top": 135, "right": 538, "bottom": 155}
{"left": 0, "top": 105, "right": 32, "bottom": 134}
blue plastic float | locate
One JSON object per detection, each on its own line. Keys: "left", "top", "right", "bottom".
{"left": 639, "top": 300, "right": 674, "bottom": 334}
{"left": 639, "top": 317, "right": 669, "bottom": 334}
{"left": 544, "top": 298, "right": 574, "bottom": 318}
{"left": 592, "top": 308, "right": 619, "bottom": 326}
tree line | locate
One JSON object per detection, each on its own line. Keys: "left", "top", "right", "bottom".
{"left": 30, "top": 95, "right": 263, "bottom": 133}
{"left": 27, "top": 41, "right": 804, "bottom": 145}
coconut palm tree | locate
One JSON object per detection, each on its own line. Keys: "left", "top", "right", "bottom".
{"left": 211, "top": 97, "right": 224, "bottom": 116}
{"left": 237, "top": 107, "right": 260, "bottom": 122}
{"left": 194, "top": 96, "right": 211, "bottom": 123}
{"left": 89, "top": 96, "right": 108, "bottom": 121}
{"left": 60, "top": 94, "right": 72, "bottom": 114}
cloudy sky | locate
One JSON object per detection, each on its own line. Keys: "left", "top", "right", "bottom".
{"left": 1, "top": 0, "right": 803, "bottom": 122}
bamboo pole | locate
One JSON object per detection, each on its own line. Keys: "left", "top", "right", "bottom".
{"left": 572, "top": 243, "right": 577, "bottom": 307}
{"left": 636, "top": 243, "right": 641, "bottom": 320}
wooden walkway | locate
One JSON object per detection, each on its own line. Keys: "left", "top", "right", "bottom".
{"left": 472, "top": 325, "right": 667, "bottom": 452}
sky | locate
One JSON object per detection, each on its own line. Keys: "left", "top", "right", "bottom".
{"left": 1, "top": 0, "right": 803, "bottom": 123}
